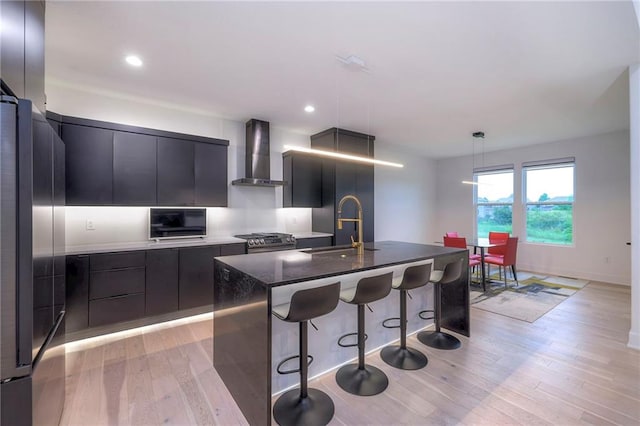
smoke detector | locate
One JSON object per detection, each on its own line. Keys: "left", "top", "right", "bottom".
{"left": 336, "top": 54, "right": 370, "bottom": 73}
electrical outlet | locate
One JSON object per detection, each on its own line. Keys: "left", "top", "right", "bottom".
{"left": 86, "top": 220, "right": 96, "bottom": 231}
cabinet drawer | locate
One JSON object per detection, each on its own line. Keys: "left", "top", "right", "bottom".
{"left": 90, "top": 251, "right": 145, "bottom": 271}
{"left": 89, "top": 267, "right": 145, "bottom": 300}
{"left": 89, "top": 293, "right": 145, "bottom": 327}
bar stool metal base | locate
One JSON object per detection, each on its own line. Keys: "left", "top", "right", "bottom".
{"left": 335, "top": 364, "right": 388, "bottom": 396}
{"left": 380, "top": 345, "right": 428, "bottom": 370}
{"left": 273, "top": 388, "right": 334, "bottom": 426}
{"left": 417, "top": 330, "right": 461, "bottom": 350}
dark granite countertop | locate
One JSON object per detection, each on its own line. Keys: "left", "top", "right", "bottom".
{"left": 214, "top": 240, "right": 466, "bottom": 287}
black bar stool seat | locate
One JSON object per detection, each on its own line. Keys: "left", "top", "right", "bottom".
{"left": 417, "top": 258, "right": 464, "bottom": 350}
{"left": 335, "top": 272, "right": 393, "bottom": 396}
{"left": 272, "top": 282, "right": 341, "bottom": 426}
{"left": 381, "top": 263, "right": 432, "bottom": 370}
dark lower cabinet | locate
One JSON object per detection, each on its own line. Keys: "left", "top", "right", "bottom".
{"left": 89, "top": 294, "right": 145, "bottom": 328}
{"left": 296, "top": 236, "right": 333, "bottom": 249}
{"left": 66, "top": 255, "right": 89, "bottom": 333}
{"left": 145, "top": 249, "right": 179, "bottom": 316}
{"left": 178, "top": 246, "right": 220, "bottom": 310}
{"left": 65, "top": 243, "right": 243, "bottom": 333}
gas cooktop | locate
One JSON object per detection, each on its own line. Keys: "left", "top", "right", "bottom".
{"left": 234, "top": 232, "right": 296, "bottom": 252}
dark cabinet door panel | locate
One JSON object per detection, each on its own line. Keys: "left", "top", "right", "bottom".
{"left": 283, "top": 154, "right": 322, "bottom": 207}
{"left": 356, "top": 164, "right": 375, "bottom": 242}
{"left": 63, "top": 124, "right": 113, "bottom": 205}
{"left": 89, "top": 294, "right": 145, "bottom": 328}
{"left": 90, "top": 251, "right": 146, "bottom": 271}
{"left": 195, "top": 143, "right": 227, "bottom": 207}
{"left": 89, "top": 267, "right": 146, "bottom": 300}
{"left": 113, "top": 132, "right": 157, "bottom": 205}
{"left": 146, "top": 249, "right": 179, "bottom": 316}
{"left": 157, "top": 137, "right": 194, "bottom": 206}
{"left": 179, "top": 246, "right": 219, "bottom": 310}
{"left": 220, "top": 243, "right": 246, "bottom": 256}
{"left": 66, "top": 255, "right": 89, "bottom": 332}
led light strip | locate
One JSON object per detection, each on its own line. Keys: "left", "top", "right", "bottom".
{"left": 283, "top": 145, "right": 404, "bottom": 168}
{"left": 461, "top": 180, "right": 479, "bottom": 185}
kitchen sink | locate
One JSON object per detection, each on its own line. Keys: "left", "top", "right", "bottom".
{"left": 301, "top": 245, "right": 379, "bottom": 255}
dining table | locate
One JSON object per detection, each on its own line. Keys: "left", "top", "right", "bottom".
{"left": 467, "top": 238, "right": 505, "bottom": 292}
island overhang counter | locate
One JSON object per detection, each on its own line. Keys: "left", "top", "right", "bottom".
{"left": 213, "top": 241, "right": 469, "bottom": 425}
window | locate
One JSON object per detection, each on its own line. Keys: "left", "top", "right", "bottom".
{"left": 523, "top": 162, "right": 574, "bottom": 245}
{"left": 475, "top": 169, "right": 514, "bottom": 239}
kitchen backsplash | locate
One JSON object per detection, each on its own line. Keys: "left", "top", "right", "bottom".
{"left": 65, "top": 206, "right": 312, "bottom": 247}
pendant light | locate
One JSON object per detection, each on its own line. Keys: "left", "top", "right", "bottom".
{"left": 462, "top": 131, "right": 485, "bottom": 185}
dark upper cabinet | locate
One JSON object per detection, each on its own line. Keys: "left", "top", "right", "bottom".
{"left": 195, "top": 142, "right": 228, "bottom": 207}
{"left": 58, "top": 116, "right": 229, "bottom": 207}
{"left": 0, "top": 0, "right": 45, "bottom": 113}
{"left": 63, "top": 124, "right": 114, "bottom": 205}
{"left": 157, "top": 137, "right": 195, "bottom": 206}
{"left": 309, "top": 127, "right": 374, "bottom": 157}
{"left": 113, "top": 132, "right": 157, "bottom": 205}
{"left": 179, "top": 246, "right": 219, "bottom": 310}
{"left": 311, "top": 128, "right": 375, "bottom": 245}
{"left": 145, "top": 249, "right": 179, "bottom": 316}
{"left": 282, "top": 152, "right": 322, "bottom": 208}
{"left": 24, "top": 0, "right": 45, "bottom": 114}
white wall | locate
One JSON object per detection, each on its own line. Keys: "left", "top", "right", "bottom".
{"left": 48, "top": 82, "right": 435, "bottom": 248}
{"left": 375, "top": 142, "right": 437, "bottom": 244}
{"left": 435, "top": 130, "right": 631, "bottom": 285}
{"left": 46, "top": 82, "right": 312, "bottom": 247}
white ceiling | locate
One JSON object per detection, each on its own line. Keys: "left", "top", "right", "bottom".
{"left": 45, "top": 1, "right": 639, "bottom": 158}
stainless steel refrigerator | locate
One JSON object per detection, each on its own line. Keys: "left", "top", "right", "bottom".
{"left": 1, "top": 95, "right": 66, "bottom": 425}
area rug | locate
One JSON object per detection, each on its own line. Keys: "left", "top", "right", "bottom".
{"left": 470, "top": 272, "right": 589, "bottom": 322}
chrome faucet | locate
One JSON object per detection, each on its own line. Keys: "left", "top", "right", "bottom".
{"left": 337, "top": 194, "right": 364, "bottom": 254}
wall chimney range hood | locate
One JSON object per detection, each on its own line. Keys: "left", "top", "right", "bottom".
{"left": 232, "top": 118, "right": 285, "bottom": 187}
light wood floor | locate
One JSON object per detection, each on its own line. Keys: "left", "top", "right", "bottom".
{"left": 61, "top": 281, "right": 640, "bottom": 425}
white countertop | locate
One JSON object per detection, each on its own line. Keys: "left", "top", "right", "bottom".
{"left": 65, "top": 236, "right": 246, "bottom": 255}
{"left": 65, "top": 232, "right": 333, "bottom": 255}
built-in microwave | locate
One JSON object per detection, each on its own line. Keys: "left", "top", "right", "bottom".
{"left": 149, "top": 208, "right": 207, "bottom": 240}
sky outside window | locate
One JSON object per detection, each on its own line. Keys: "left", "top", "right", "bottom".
{"left": 526, "top": 166, "right": 574, "bottom": 202}
{"left": 477, "top": 171, "right": 513, "bottom": 202}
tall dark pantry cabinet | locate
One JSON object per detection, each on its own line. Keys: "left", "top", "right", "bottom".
{"left": 310, "top": 128, "right": 375, "bottom": 245}
{"left": 1, "top": 1, "right": 67, "bottom": 425}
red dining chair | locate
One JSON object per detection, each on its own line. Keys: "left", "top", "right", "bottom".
{"left": 487, "top": 231, "right": 509, "bottom": 258}
{"left": 445, "top": 231, "right": 459, "bottom": 238}
{"left": 444, "top": 236, "right": 482, "bottom": 281}
{"left": 484, "top": 236, "right": 519, "bottom": 288}
{"left": 443, "top": 236, "right": 481, "bottom": 260}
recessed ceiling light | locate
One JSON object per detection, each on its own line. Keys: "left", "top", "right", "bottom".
{"left": 304, "top": 105, "right": 315, "bottom": 113}
{"left": 125, "top": 55, "right": 143, "bottom": 67}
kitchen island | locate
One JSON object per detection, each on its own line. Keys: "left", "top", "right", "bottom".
{"left": 213, "top": 241, "right": 469, "bottom": 425}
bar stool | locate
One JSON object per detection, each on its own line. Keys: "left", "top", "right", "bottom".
{"left": 417, "top": 258, "right": 463, "bottom": 350}
{"left": 336, "top": 272, "right": 393, "bottom": 396}
{"left": 272, "top": 282, "right": 341, "bottom": 426}
{"left": 381, "top": 263, "right": 432, "bottom": 370}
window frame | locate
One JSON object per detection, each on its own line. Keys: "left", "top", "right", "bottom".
{"left": 473, "top": 167, "right": 515, "bottom": 239}
{"left": 522, "top": 160, "right": 575, "bottom": 246}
